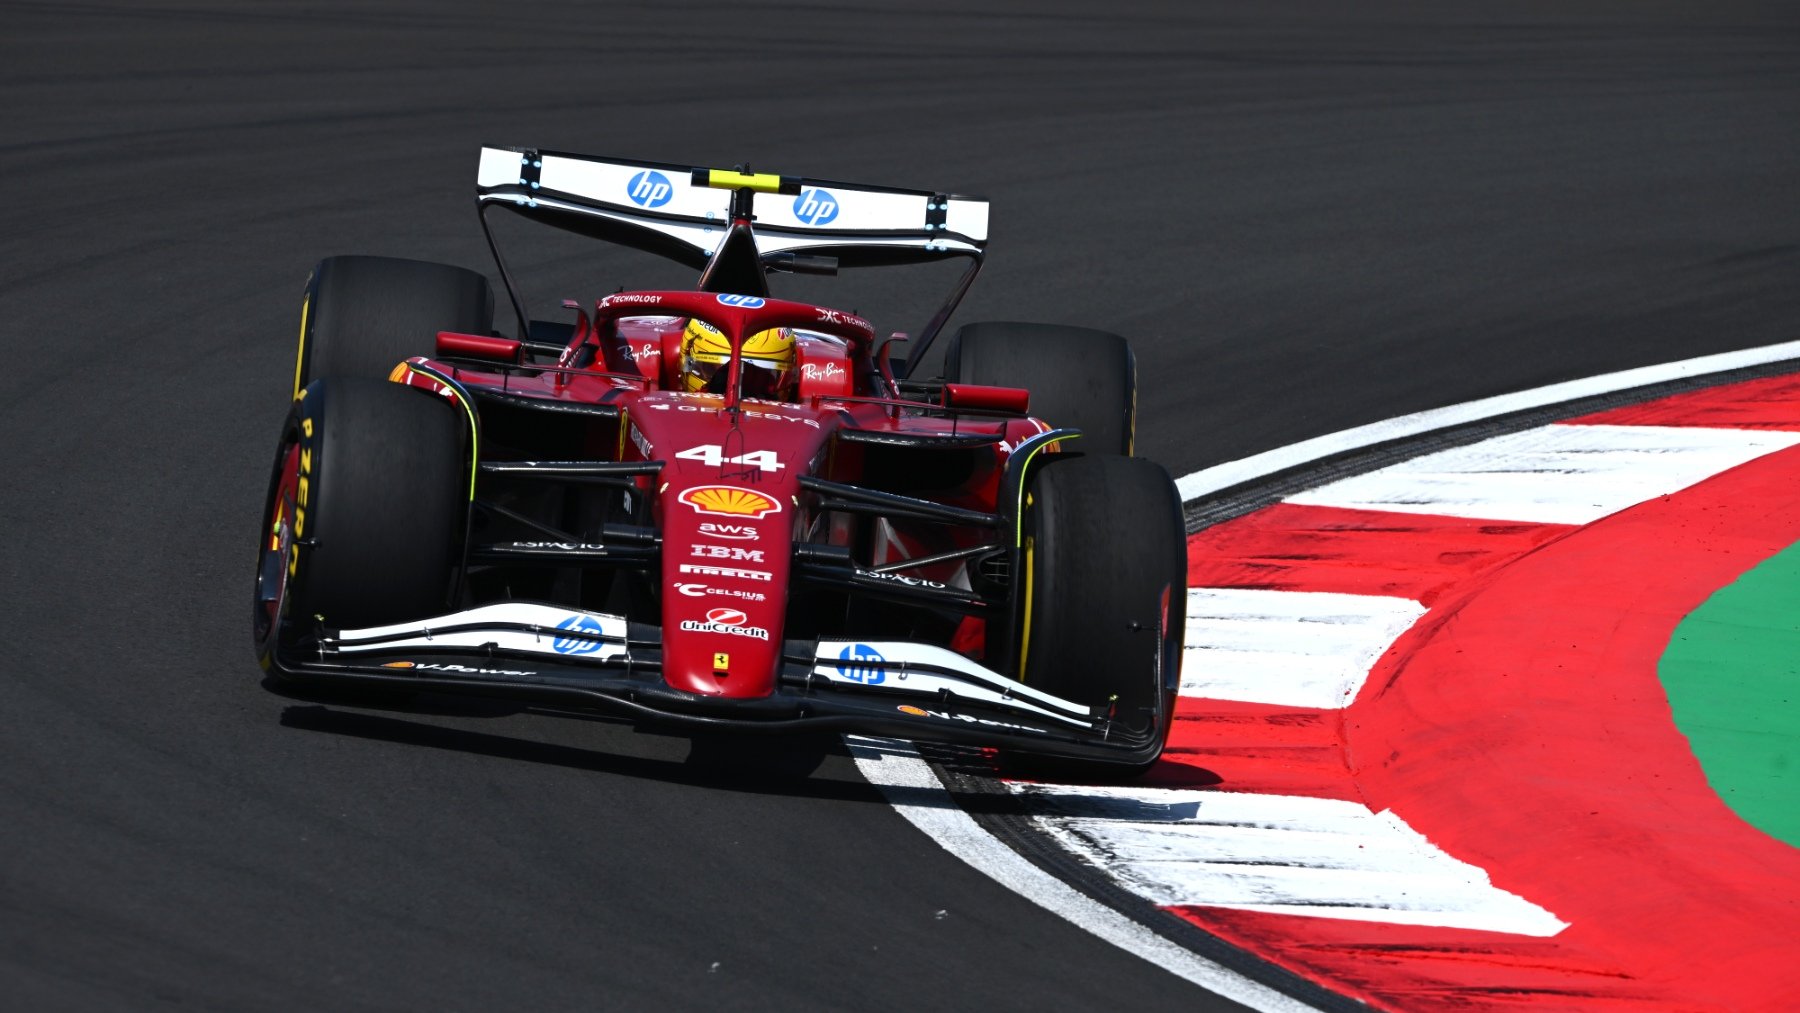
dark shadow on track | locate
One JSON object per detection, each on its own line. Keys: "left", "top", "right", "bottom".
{"left": 278, "top": 705, "right": 1034, "bottom": 814}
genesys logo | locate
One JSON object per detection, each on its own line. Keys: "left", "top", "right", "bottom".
{"left": 894, "top": 704, "right": 1047, "bottom": 735}
{"left": 698, "top": 522, "right": 758, "bottom": 541}
{"left": 552, "top": 614, "right": 609, "bottom": 655}
{"left": 382, "top": 661, "right": 534, "bottom": 677}
{"left": 680, "top": 563, "right": 773, "bottom": 582}
{"left": 674, "top": 582, "right": 766, "bottom": 602}
{"left": 680, "top": 485, "right": 782, "bottom": 519}
{"left": 793, "top": 188, "right": 839, "bottom": 226}
{"left": 716, "top": 293, "right": 766, "bottom": 308}
{"left": 509, "top": 541, "right": 606, "bottom": 552}
{"left": 625, "top": 170, "right": 673, "bottom": 208}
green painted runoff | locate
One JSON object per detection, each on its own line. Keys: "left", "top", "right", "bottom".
{"left": 1660, "top": 541, "right": 1800, "bottom": 848}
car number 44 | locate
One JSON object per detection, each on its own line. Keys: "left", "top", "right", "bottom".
{"left": 675, "top": 445, "right": 784, "bottom": 472}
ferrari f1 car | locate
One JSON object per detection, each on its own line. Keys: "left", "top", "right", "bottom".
{"left": 253, "top": 147, "right": 1186, "bottom": 775}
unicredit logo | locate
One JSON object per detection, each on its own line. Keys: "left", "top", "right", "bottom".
{"left": 705, "top": 607, "right": 747, "bottom": 625}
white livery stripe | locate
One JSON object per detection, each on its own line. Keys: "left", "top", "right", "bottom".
{"left": 1010, "top": 784, "right": 1569, "bottom": 937}
{"left": 1285, "top": 423, "right": 1800, "bottom": 525}
{"left": 1183, "top": 588, "right": 1426, "bottom": 708}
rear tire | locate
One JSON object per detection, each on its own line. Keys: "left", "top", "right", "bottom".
{"left": 295, "top": 255, "right": 495, "bottom": 389}
{"left": 948, "top": 321, "right": 1135, "bottom": 454}
{"left": 254, "top": 378, "right": 466, "bottom": 672}
{"left": 1009, "top": 453, "right": 1185, "bottom": 779}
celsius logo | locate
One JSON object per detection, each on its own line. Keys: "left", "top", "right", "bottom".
{"left": 836, "top": 643, "right": 886, "bottom": 684}
{"left": 716, "top": 293, "right": 765, "bottom": 308}
{"left": 626, "top": 170, "right": 673, "bottom": 208}
{"left": 793, "top": 188, "right": 839, "bottom": 226}
{"left": 553, "top": 614, "right": 607, "bottom": 655}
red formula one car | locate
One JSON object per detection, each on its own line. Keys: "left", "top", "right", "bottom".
{"left": 253, "top": 147, "right": 1186, "bottom": 774}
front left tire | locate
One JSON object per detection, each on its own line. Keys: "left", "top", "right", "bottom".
{"left": 254, "top": 377, "right": 466, "bottom": 671}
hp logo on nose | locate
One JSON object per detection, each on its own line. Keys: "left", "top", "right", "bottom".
{"left": 793, "top": 188, "right": 839, "bottom": 226}
{"left": 626, "top": 170, "right": 673, "bottom": 208}
{"left": 836, "top": 643, "right": 886, "bottom": 684}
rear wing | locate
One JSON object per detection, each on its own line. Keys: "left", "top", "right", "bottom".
{"left": 474, "top": 146, "right": 989, "bottom": 372}
{"left": 476, "top": 146, "right": 987, "bottom": 268}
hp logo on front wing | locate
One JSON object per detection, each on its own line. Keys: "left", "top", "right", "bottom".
{"left": 792, "top": 188, "right": 839, "bottom": 226}
{"left": 836, "top": 643, "right": 886, "bottom": 684}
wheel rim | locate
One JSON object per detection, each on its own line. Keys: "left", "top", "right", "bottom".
{"left": 253, "top": 436, "right": 301, "bottom": 649}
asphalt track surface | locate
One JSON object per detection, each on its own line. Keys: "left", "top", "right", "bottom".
{"left": 2, "top": 2, "right": 1797, "bottom": 1009}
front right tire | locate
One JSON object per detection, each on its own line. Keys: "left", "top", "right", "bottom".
{"left": 1009, "top": 453, "right": 1186, "bottom": 778}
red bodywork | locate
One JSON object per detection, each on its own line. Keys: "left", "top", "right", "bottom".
{"left": 396, "top": 290, "right": 1048, "bottom": 702}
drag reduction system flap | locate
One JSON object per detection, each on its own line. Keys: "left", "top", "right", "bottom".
{"left": 476, "top": 146, "right": 989, "bottom": 269}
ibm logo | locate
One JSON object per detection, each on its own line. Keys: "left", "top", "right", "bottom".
{"left": 792, "top": 188, "right": 839, "bottom": 226}
{"left": 835, "top": 643, "right": 886, "bottom": 684}
{"left": 626, "top": 170, "right": 673, "bottom": 208}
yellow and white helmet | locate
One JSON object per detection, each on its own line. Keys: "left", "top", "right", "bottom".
{"left": 680, "top": 318, "right": 797, "bottom": 399}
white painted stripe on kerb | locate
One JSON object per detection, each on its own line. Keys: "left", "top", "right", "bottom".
{"left": 1010, "top": 784, "right": 1569, "bottom": 937}
{"left": 1174, "top": 338, "right": 1800, "bottom": 502}
{"left": 870, "top": 340, "right": 1800, "bottom": 1004}
{"left": 1285, "top": 423, "right": 1800, "bottom": 525}
{"left": 1183, "top": 588, "right": 1426, "bottom": 708}
{"left": 845, "top": 738, "right": 1320, "bottom": 1013}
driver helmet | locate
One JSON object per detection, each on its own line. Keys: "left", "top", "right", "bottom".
{"left": 679, "top": 318, "right": 797, "bottom": 400}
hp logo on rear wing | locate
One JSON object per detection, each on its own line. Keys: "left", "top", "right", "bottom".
{"left": 793, "top": 188, "right": 839, "bottom": 226}
{"left": 626, "top": 170, "right": 674, "bottom": 208}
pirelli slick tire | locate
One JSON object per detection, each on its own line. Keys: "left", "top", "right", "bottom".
{"left": 948, "top": 321, "right": 1135, "bottom": 455}
{"left": 1010, "top": 453, "right": 1185, "bottom": 779}
{"left": 294, "top": 255, "right": 495, "bottom": 390}
{"left": 253, "top": 378, "right": 465, "bottom": 674}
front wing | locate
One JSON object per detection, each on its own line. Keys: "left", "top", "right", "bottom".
{"left": 270, "top": 603, "right": 1162, "bottom": 765}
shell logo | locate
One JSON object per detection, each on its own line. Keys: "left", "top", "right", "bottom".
{"left": 897, "top": 705, "right": 929, "bottom": 717}
{"left": 382, "top": 661, "right": 416, "bottom": 669}
{"left": 679, "top": 485, "right": 782, "bottom": 519}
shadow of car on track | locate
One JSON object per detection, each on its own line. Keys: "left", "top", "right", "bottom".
{"left": 276, "top": 703, "right": 1036, "bottom": 814}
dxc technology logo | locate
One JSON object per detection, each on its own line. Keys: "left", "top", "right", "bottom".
{"left": 553, "top": 614, "right": 607, "bottom": 655}
{"left": 792, "top": 188, "right": 839, "bottom": 226}
{"left": 625, "top": 170, "right": 673, "bottom": 209}
{"left": 836, "top": 643, "right": 886, "bottom": 684}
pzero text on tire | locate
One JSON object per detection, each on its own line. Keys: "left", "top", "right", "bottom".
{"left": 253, "top": 377, "right": 465, "bottom": 669}
{"left": 949, "top": 321, "right": 1136, "bottom": 455}
{"left": 295, "top": 255, "right": 496, "bottom": 392}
